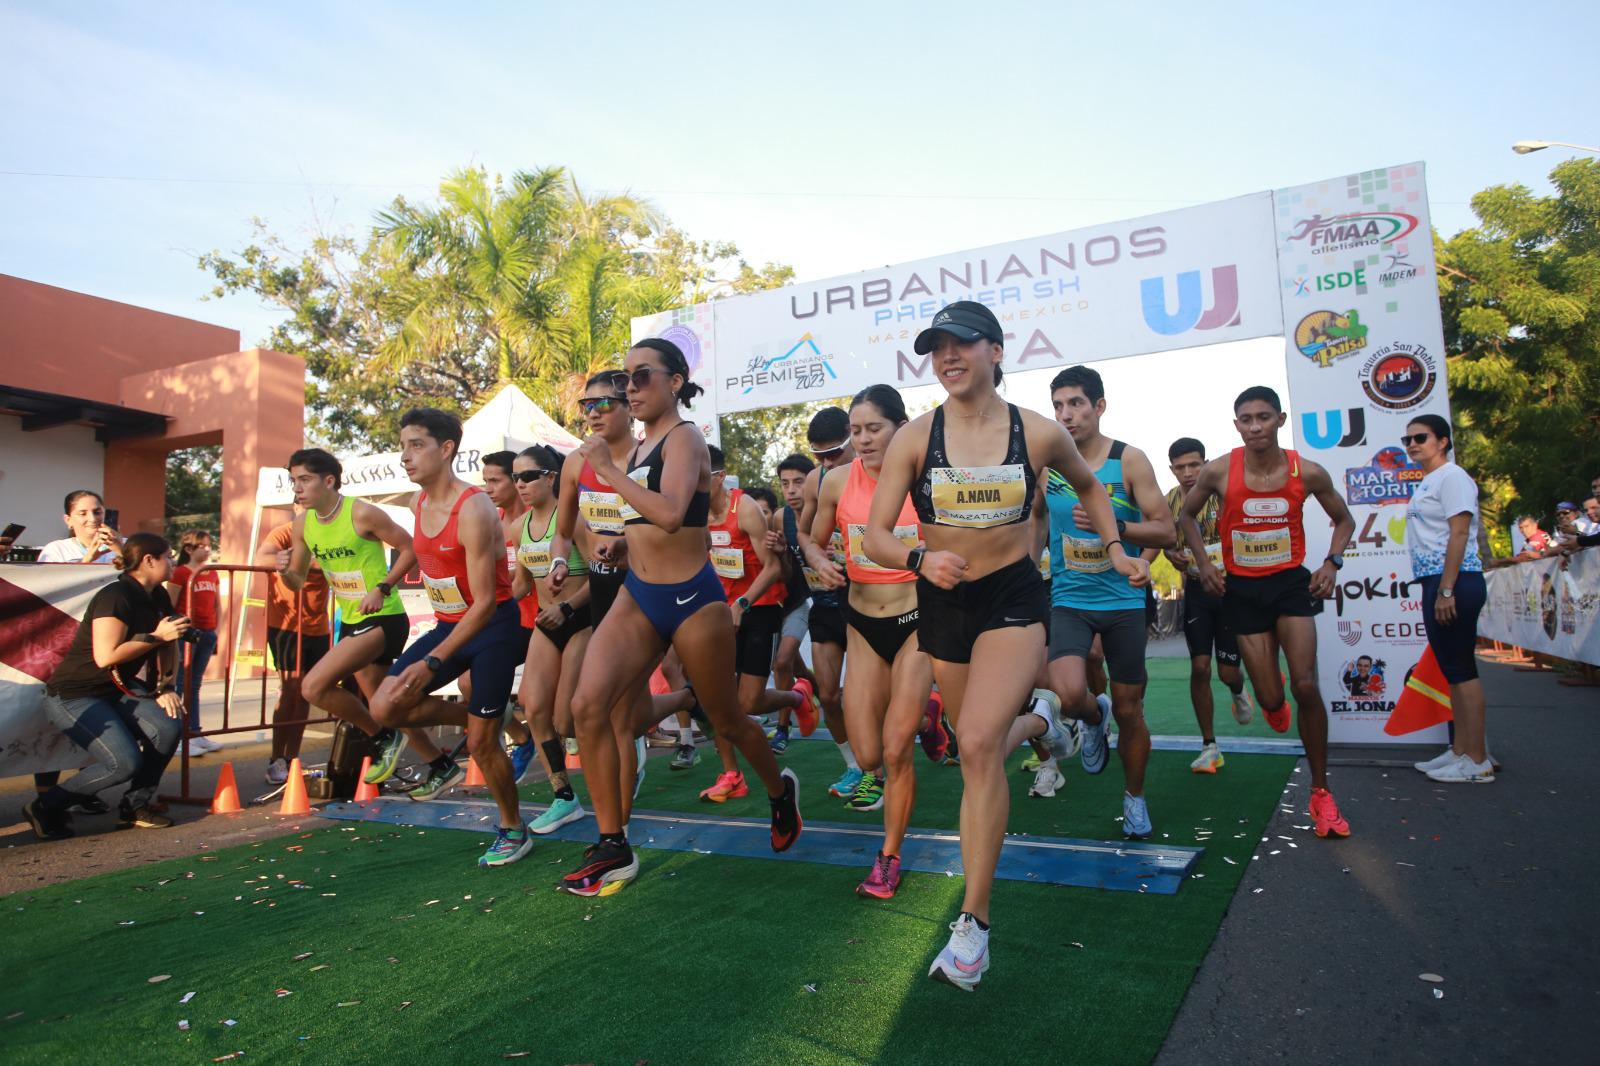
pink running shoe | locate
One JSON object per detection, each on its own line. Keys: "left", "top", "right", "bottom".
{"left": 699, "top": 770, "right": 748, "bottom": 803}
{"left": 856, "top": 850, "right": 902, "bottom": 899}
{"left": 792, "top": 678, "right": 820, "bottom": 737}
{"left": 1309, "top": 787, "right": 1350, "bottom": 838}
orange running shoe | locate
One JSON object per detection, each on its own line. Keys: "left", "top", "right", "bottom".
{"left": 1309, "top": 787, "right": 1350, "bottom": 838}
{"left": 699, "top": 770, "right": 748, "bottom": 803}
{"left": 792, "top": 678, "right": 820, "bottom": 737}
{"left": 1263, "top": 703, "right": 1292, "bottom": 733}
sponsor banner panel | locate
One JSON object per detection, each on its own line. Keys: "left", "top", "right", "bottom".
{"left": 632, "top": 303, "right": 722, "bottom": 446}
{"left": 1275, "top": 162, "right": 1451, "bottom": 744}
{"left": 708, "top": 194, "right": 1282, "bottom": 414}
{"left": 0, "top": 564, "right": 107, "bottom": 776}
{"left": 1481, "top": 552, "right": 1600, "bottom": 667}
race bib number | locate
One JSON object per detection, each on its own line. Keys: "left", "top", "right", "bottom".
{"left": 804, "top": 566, "right": 828, "bottom": 591}
{"left": 421, "top": 572, "right": 468, "bottom": 613}
{"left": 1061, "top": 533, "right": 1112, "bottom": 573}
{"left": 710, "top": 547, "right": 745, "bottom": 580}
{"left": 619, "top": 468, "right": 648, "bottom": 522}
{"left": 325, "top": 569, "right": 368, "bottom": 601}
{"left": 1038, "top": 551, "right": 1052, "bottom": 579}
{"left": 1184, "top": 542, "right": 1224, "bottom": 577}
{"left": 1231, "top": 527, "right": 1291, "bottom": 568}
{"left": 847, "top": 523, "right": 920, "bottom": 572}
{"left": 829, "top": 531, "right": 847, "bottom": 570}
{"left": 580, "top": 491, "right": 626, "bottom": 535}
{"left": 517, "top": 543, "right": 553, "bottom": 578}
{"left": 928, "top": 465, "right": 1028, "bottom": 528}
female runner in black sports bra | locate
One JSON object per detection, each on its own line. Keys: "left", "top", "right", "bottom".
{"left": 556, "top": 339, "right": 802, "bottom": 897}
{"left": 865, "top": 301, "right": 1149, "bottom": 991}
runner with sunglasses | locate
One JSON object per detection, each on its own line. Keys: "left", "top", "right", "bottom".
{"left": 865, "top": 301, "right": 1147, "bottom": 990}
{"left": 512, "top": 445, "right": 593, "bottom": 834}
{"left": 556, "top": 342, "right": 802, "bottom": 896}
{"left": 697, "top": 446, "right": 819, "bottom": 802}
{"left": 549, "top": 372, "right": 655, "bottom": 835}
{"left": 805, "top": 384, "right": 934, "bottom": 899}
{"left": 793, "top": 407, "right": 864, "bottom": 796}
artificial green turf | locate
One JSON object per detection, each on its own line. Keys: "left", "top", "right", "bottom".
{"left": 1, "top": 731, "right": 1295, "bottom": 1066}
{"left": 1138, "top": 654, "right": 1289, "bottom": 739}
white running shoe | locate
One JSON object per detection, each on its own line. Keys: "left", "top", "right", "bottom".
{"left": 1230, "top": 689, "right": 1255, "bottom": 726}
{"left": 928, "top": 914, "right": 990, "bottom": 991}
{"left": 1035, "top": 691, "right": 1081, "bottom": 761}
{"left": 265, "top": 757, "right": 289, "bottom": 786}
{"left": 1029, "top": 760, "right": 1065, "bottom": 798}
{"left": 1426, "top": 752, "right": 1494, "bottom": 784}
{"left": 1414, "top": 747, "right": 1456, "bottom": 774}
{"left": 1190, "top": 742, "right": 1224, "bottom": 774}
{"left": 185, "top": 738, "right": 209, "bottom": 758}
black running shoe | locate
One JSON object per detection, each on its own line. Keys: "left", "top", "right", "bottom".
{"left": 557, "top": 838, "right": 639, "bottom": 897}
{"left": 23, "top": 799, "right": 73, "bottom": 841}
{"left": 67, "top": 795, "right": 110, "bottom": 816}
{"left": 770, "top": 768, "right": 802, "bottom": 853}
{"left": 117, "top": 802, "right": 174, "bottom": 829}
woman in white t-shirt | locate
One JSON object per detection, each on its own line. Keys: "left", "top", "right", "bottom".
{"left": 36, "top": 490, "right": 121, "bottom": 564}
{"left": 1402, "top": 414, "right": 1491, "bottom": 784}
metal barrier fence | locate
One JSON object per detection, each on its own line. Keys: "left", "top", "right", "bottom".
{"left": 164, "top": 562, "right": 338, "bottom": 804}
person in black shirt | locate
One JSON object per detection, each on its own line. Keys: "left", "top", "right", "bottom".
{"left": 25, "top": 533, "right": 191, "bottom": 840}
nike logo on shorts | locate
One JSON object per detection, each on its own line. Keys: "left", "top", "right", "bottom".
{"left": 1002, "top": 616, "right": 1032, "bottom": 624}
{"left": 676, "top": 593, "right": 698, "bottom": 605}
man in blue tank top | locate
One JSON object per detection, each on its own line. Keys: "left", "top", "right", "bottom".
{"left": 1043, "top": 366, "right": 1175, "bottom": 839}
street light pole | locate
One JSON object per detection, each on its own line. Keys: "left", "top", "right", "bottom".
{"left": 1512, "top": 140, "right": 1600, "bottom": 155}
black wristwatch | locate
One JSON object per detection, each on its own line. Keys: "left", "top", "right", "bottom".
{"left": 424, "top": 655, "right": 443, "bottom": 673}
{"left": 559, "top": 601, "right": 575, "bottom": 619}
{"left": 377, "top": 581, "right": 394, "bottom": 597}
{"left": 1325, "top": 554, "right": 1345, "bottom": 571}
{"left": 906, "top": 547, "right": 926, "bottom": 573}
{"left": 1116, "top": 518, "right": 1128, "bottom": 538}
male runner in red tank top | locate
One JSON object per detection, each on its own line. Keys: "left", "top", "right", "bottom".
{"left": 369, "top": 408, "right": 531, "bottom": 868}
{"left": 1178, "top": 386, "right": 1357, "bottom": 839}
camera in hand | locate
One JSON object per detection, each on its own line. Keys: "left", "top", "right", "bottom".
{"left": 169, "top": 615, "right": 202, "bottom": 644}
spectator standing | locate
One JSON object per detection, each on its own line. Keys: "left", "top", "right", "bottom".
{"left": 168, "top": 529, "right": 221, "bottom": 757}
{"left": 255, "top": 520, "right": 331, "bottom": 784}
{"left": 1401, "top": 415, "right": 1492, "bottom": 784}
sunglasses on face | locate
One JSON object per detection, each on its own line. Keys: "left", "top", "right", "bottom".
{"left": 626, "top": 365, "right": 679, "bottom": 390}
{"left": 1400, "top": 433, "right": 1433, "bottom": 446}
{"left": 513, "top": 469, "right": 555, "bottom": 484}
{"left": 579, "top": 396, "right": 626, "bottom": 415}
{"left": 811, "top": 443, "right": 847, "bottom": 461}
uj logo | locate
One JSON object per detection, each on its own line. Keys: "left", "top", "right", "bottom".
{"left": 727, "top": 333, "right": 837, "bottom": 395}
{"left": 1301, "top": 408, "right": 1367, "bottom": 449}
{"left": 1140, "top": 265, "right": 1240, "bottom": 335}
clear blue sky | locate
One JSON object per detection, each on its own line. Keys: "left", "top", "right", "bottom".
{"left": 3, "top": 1, "right": 1594, "bottom": 385}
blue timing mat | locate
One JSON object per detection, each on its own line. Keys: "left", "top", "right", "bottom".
{"left": 794, "top": 728, "right": 1302, "bottom": 757}
{"left": 319, "top": 798, "right": 1203, "bottom": 895}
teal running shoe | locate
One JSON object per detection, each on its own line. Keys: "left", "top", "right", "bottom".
{"left": 365, "top": 728, "right": 408, "bottom": 785}
{"left": 829, "top": 766, "right": 864, "bottom": 798}
{"left": 479, "top": 822, "right": 534, "bottom": 867}
{"left": 670, "top": 743, "right": 700, "bottom": 770}
{"left": 407, "top": 760, "right": 463, "bottom": 801}
{"left": 529, "top": 795, "right": 586, "bottom": 835}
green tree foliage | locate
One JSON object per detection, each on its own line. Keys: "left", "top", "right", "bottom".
{"left": 199, "top": 167, "right": 792, "bottom": 449}
{"left": 717, "top": 398, "right": 850, "bottom": 491}
{"left": 165, "top": 445, "right": 222, "bottom": 545}
{"left": 1438, "top": 158, "right": 1600, "bottom": 542}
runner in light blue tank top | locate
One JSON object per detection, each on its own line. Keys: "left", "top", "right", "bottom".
{"left": 1046, "top": 444, "right": 1145, "bottom": 611}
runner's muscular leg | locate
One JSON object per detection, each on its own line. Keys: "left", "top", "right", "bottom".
{"left": 1276, "top": 615, "right": 1329, "bottom": 788}
{"left": 673, "top": 604, "right": 785, "bottom": 796}
{"left": 880, "top": 637, "right": 933, "bottom": 856}
{"left": 842, "top": 626, "right": 891, "bottom": 773}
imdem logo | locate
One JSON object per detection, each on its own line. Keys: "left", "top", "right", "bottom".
{"left": 1301, "top": 408, "right": 1367, "bottom": 449}
{"left": 1140, "top": 265, "right": 1240, "bottom": 335}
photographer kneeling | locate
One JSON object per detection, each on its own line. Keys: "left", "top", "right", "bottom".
{"left": 24, "top": 534, "right": 192, "bottom": 840}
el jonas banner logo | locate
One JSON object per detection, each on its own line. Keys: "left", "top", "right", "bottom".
{"left": 1332, "top": 650, "right": 1395, "bottom": 714}
{"left": 1288, "top": 211, "right": 1420, "bottom": 256}
{"left": 1295, "top": 309, "right": 1368, "bottom": 367}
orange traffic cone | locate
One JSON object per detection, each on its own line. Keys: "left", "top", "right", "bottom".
{"left": 277, "top": 757, "right": 311, "bottom": 815}
{"left": 210, "top": 762, "right": 241, "bottom": 814}
{"left": 1385, "top": 646, "right": 1453, "bottom": 736}
{"left": 464, "top": 756, "right": 486, "bottom": 787}
{"left": 353, "top": 756, "right": 380, "bottom": 803}
{"left": 566, "top": 745, "right": 581, "bottom": 774}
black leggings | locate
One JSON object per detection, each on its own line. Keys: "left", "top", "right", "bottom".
{"left": 1419, "top": 572, "right": 1486, "bottom": 683}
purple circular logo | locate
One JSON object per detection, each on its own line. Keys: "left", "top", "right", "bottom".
{"left": 660, "top": 324, "right": 703, "bottom": 376}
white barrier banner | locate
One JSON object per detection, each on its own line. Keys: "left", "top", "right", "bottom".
{"left": 706, "top": 194, "right": 1281, "bottom": 414}
{"left": 0, "top": 563, "right": 110, "bottom": 776}
{"left": 1480, "top": 551, "right": 1600, "bottom": 666}
{"left": 630, "top": 302, "right": 722, "bottom": 446}
{"left": 1276, "top": 163, "right": 1451, "bottom": 744}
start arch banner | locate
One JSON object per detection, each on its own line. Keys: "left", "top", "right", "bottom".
{"left": 637, "top": 162, "right": 1450, "bottom": 745}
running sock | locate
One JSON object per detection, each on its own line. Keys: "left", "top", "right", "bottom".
{"left": 1028, "top": 699, "right": 1053, "bottom": 727}
{"left": 540, "top": 738, "right": 573, "bottom": 799}
{"left": 677, "top": 721, "right": 694, "bottom": 744}
{"left": 837, "top": 741, "right": 860, "bottom": 770}
{"left": 961, "top": 911, "right": 990, "bottom": 931}
{"left": 600, "top": 830, "right": 628, "bottom": 849}
{"left": 1203, "top": 736, "right": 1216, "bottom": 746}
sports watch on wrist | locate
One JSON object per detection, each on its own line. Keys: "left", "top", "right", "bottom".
{"left": 377, "top": 581, "right": 394, "bottom": 597}
{"left": 1440, "top": 587, "right": 1455, "bottom": 599}
{"left": 424, "top": 655, "right": 443, "bottom": 673}
{"left": 906, "top": 547, "right": 926, "bottom": 573}
{"left": 1325, "top": 554, "right": 1345, "bottom": 570}
{"left": 735, "top": 596, "right": 751, "bottom": 611}
{"left": 559, "top": 600, "right": 576, "bottom": 618}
